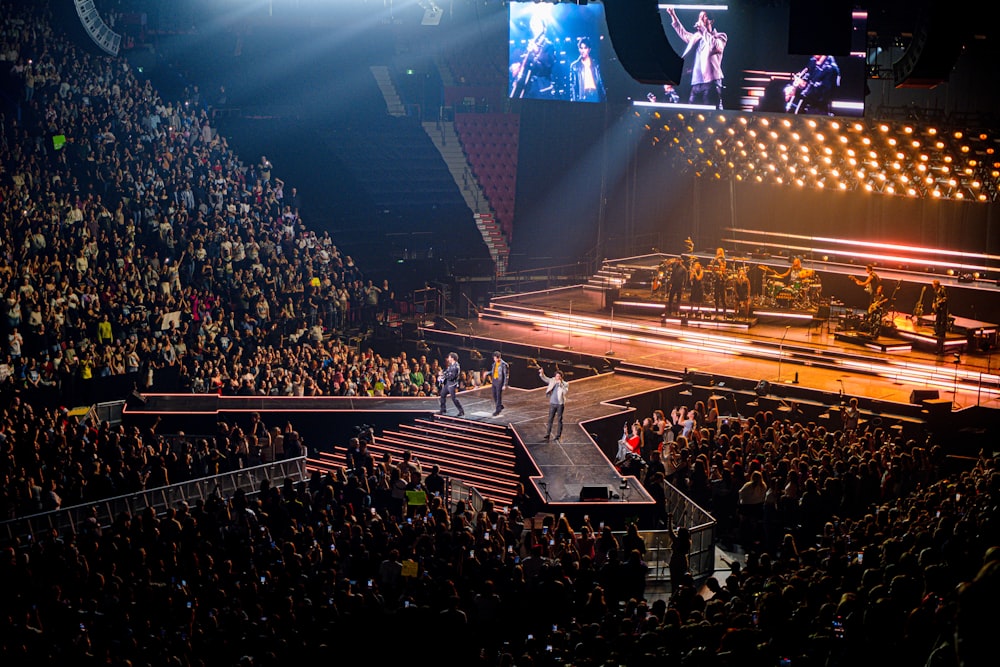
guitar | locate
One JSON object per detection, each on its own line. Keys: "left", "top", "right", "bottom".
{"left": 932, "top": 289, "right": 948, "bottom": 315}
{"left": 510, "top": 33, "right": 549, "bottom": 98}
{"left": 868, "top": 296, "right": 888, "bottom": 314}
{"left": 784, "top": 67, "right": 810, "bottom": 113}
{"left": 913, "top": 286, "right": 926, "bottom": 318}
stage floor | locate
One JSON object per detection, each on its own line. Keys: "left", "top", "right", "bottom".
{"left": 473, "top": 285, "right": 1000, "bottom": 410}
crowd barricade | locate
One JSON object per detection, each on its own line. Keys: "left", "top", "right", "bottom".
{"left": 1, "top": 457, "right": 307, "bottom": 544}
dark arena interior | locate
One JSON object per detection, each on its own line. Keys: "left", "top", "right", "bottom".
{"left": 2, "top": 0, "right": 999, "bottom": 664}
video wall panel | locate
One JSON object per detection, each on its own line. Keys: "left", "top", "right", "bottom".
{"left": 508, "top": 2, "right": 867, "bottom": 117}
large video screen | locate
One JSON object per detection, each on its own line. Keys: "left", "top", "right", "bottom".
{"left": 508, "top": 2, "right": 867, "bottom": 117}
{"left": 508, "top": 2, "right": 612, "bottom": 103}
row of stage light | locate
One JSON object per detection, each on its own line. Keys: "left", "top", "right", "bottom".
{"left": 719, "top": 229, "right": 1000, "bottom": 280}
{"left": 638, "top": 110, "right": 1000, "bottom": 202}
{"left": 485, "top": 300, "right": 1000, "bottom": 399}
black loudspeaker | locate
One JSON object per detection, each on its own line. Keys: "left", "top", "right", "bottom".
{"left": 788, "top": 0, "right": 851, "bottom": 56}
{"left": 892, "top": 3, "right": 968, "bottom": 88}
{"left": 910, "top": 389, "right": 940, "bottom": 404}
{"left": 921, "top": 398, "right": 952, "bottom": 420}
{"left": 816, "top": 304, "right": 831, "bottom": 320}
{"left": 604, "top": 287, "right": 619, "bottom": 311}
{"left": 434, "top": 316, "right": 458, "bottom": 332}
{"left": 579, "top": 486, "right": 611, "bottom": 502}
{"left": 685, "top": 371, "right": 713, "bottom": 386}
{"left": 604, "top": 0, "right": 683, "bottom": 85}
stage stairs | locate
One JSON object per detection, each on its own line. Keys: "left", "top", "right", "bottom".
{"left": 586, "top": 259, "right": 635, "bottom": 291}
{"left": 307, "top": 414, "right": 518, "bottom": 507}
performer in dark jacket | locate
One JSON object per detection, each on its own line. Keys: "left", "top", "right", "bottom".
{"left": 490, "top": 351, "right": 510, "bottom": 417}
{"left": 568, "top": 37, "right": 606, "bottom": 102}
{"left": 932, "top": 279, "right": 949, "bottom": 354}
{"left": 438, "top": 352, "right": 464, "bottom": 417}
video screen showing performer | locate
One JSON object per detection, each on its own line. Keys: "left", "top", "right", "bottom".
{"left": 751, "top": 10, "right": 867, "bottom": 117}
{"left": 569, "top": 37, "right": 606, "bottom": 102}
{"left": 783, "top": 55, "right": 841, "bottom": 115}
{"left": 509, "top": 2, "right": 608, "bottom": 103}
{"left": 635, "top": 4, "right": 866, "bottom": 117}
{"left": 666, "top": 7, "right": 728, "bottom": 109}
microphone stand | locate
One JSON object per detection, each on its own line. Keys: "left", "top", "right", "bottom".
{"left": 606, "top": 306, "right": 615, "bottom": 356}
{"left": 777, "top": 325, "right": 791, "bottom": 383}
{"left": 539, "top": 481, "right": 552, "bottom": 502}
{"left": 567, "top": 299, "right": 573, "bottom": 350}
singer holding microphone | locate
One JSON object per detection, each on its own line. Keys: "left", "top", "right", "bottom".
{"left": 667, "top": 6, "right": 728, "bottom": 109}
{"left": 538, "top": 366, "right": 569, "bottom": 442}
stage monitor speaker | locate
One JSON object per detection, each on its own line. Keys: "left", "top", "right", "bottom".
{"left": 910, "top": 389, "right": 940, "bottom": 404}
{"left": 685, "top": 371, "right": 713, "bottom": 387}
{"left": 788, "top": 0, "right": 851, "bottom": 56}
{"left": 579, "top": 485, "right": 612, "bottom": 502}
{"left": 892, "top": 2, "right": 969, "bottom": 88}
{"left": 604, "top": 287, "right": 619, "bottom": 311}
{"left": 921, "top": 398, "right": 952, "bottom": 420}
{"left": 434, "top": 316, "right": 458, "bottom": 332}
{"left": 604, "top": 0, "right": 683, "bottom": 85}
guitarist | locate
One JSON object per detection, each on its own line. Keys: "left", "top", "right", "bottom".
{"left": 850, "top": 264, "right": 881, "bottom": 308}
{"left": 784, "top": 55, "right": 840, "bottom": 115}
{"left": 865, "top": 284, "right": 889, "bottom": 336}
{"left": 510, "top": 16, "right": 555, "bottom": 99}
{"left": 931, "top": 279, "right": 949, "bottom": 354}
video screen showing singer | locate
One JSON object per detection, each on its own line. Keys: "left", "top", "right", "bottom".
{"left": 666, "top": 6, "right": 728, "bottom": 109}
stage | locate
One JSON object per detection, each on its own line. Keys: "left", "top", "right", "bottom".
{"left": 473, "top": 278, "right": 1000, "bottom": 411}
{"left": 123, "top": 261, "right": 1000, "bottom": 521}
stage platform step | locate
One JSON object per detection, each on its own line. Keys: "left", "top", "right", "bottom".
{"left": 308, "top": 413, "right": 520, "bottom": 507}
{"left": 400, "top": 422, "right": 517, "bottom": 456}
{"left": 678, "top": 315, "right": 757, "bottom": 331}
{"left": 383, "top": 429, "right": 517, "bottom": 468}
{"left": 613, "top": 362, "right": 686, "bottom": 383}
{"left": 372, "top": 437, "right": 520, "bottom": 494}
{"left": 834, "top": 331, "right": 912, "bottom": 353}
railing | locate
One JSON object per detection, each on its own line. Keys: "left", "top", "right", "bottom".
{"left": 614, "top": 480, "right": 717, "bottom": 584}
{"left": 90, "top": 400, "right": 126, "bottom": 426}
{"left": 2, "top": 457, "right": 307, "bottom": 543}
{"left": 445, "top": 478, "right": 485, "bottom": 516}
{"left": 494, "top": 260, "right": 595, "bottom": 294}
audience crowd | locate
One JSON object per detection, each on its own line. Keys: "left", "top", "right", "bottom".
{"left": 1, "top": 1, "right": 414, "bottom": 411}
{"left": 2, "top": 419, "right": 996, "bottom": 666}
{"left": 1, "top": 4, "right": 997, "bottom": 667}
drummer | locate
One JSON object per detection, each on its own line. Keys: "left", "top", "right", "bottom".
{"left": 771, "top": 257, "right": 808, "bottom": 286}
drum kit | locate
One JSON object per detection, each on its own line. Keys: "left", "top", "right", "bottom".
{"left": 647, "top": 254, "right": 831, "bottom": 318}
{"left": 758, "top": 268, "right": 823, "bottom": 310}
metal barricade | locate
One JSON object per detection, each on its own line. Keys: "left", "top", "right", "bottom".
{"left": 2, "top": 457, "right": 307, "bottom": 543}
{"left": 614, "top": 480, "right": 717, "bottom": 584}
